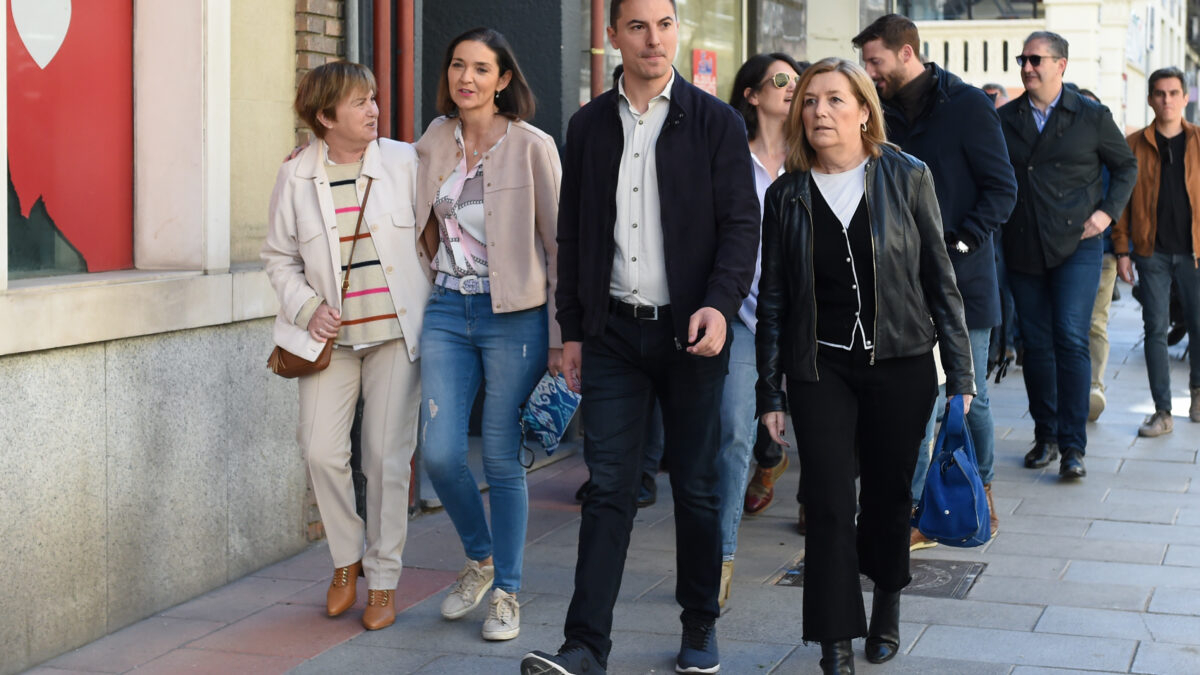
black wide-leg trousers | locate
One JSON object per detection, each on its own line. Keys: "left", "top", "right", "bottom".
{"left": 789, "top": 345, "right": 936, "bottom": 642}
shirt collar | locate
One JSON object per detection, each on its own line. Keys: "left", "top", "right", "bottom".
{"left": 750, "top": 150, "right": 786, "bottom": 178}
{"left": 618, "top": 69, "right": 675, "bottom": 111}
{"left": 1033, "top": 87, "right": 1063, "bottom": 116}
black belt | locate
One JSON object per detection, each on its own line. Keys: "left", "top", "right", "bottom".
{"left": 609, "top": 298, "right": 669, "bottom": 320}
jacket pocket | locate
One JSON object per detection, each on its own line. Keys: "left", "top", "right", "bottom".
{"left": 296, "top": 218, "right": 325, "bottom": 244}
{"left": 390, "top": 211, "right": 415, "bottom": 228}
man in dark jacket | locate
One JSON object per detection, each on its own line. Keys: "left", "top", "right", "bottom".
{"left": 854, "top": 13, "right": 1017, "bottom": 542}
{"left": 521, "top": 0, "right": 759, "bottom": 673}
{"left": 998, "top": 31, "right": 1137, "bottom": 480}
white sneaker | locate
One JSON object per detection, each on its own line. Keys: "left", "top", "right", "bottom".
{"left": 441, "top": 559, "right": 494, "bottom": 619}
{"left": 1088, "top": 387, "right": 1106, "bottom": 422}
{"left": 481, "top": 587, "right": 520, "bottom": 640}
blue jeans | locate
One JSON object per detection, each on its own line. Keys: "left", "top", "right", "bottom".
{"left": 1008, "top": 237, "right": 1102, "bottom": 451}
{"left": 419, "top": 286, "right": 548, "bottom": 593}
{"left": 911, "top": 327, "right": 996, "bottom": 503}
{"left": 1133, "top": 251, "right": 1200, "bottom": 412}
{"left": 717, "top": 321, "right": 758, "bottom": 560}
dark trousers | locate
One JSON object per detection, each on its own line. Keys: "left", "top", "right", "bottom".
{"left": 1133, "top": 251, "right": 1200, "bottom": 412}
{"left": 1008, "top": 236, "right": 1101, "bottom": 451}
{"left": 789, "top": 346, "right": 935, "bottom": 642}
{"left": 564, "top": 310, "right": 728, "bottom": 665}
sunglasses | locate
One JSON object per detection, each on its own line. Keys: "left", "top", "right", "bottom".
{"left": 763, "top": 72, "right": 800, "bottom": 89}
{"left": 1015, "top": 54, "right": 1061, "bottom": 68}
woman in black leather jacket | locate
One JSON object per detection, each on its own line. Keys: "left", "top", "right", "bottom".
{"left": 755, "top": 58, "right": 975, "bottom": 675}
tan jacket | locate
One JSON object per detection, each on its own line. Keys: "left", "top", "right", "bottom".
{"left": 262, "top": 139, "right": 434, "bottom": 363}
{"left": 415, "top": 116, "right": 562, "bottom": 347}
{"left": 1113, "top": 120, "right": 1200, "bottom": 260}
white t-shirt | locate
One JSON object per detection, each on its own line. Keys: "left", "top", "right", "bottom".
{"left": 810, "top": 157, "right": 868, "bottom": 229}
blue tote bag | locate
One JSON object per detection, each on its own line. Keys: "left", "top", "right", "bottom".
{"left": 912, "top": 395, "right": 990, "bottom": 547}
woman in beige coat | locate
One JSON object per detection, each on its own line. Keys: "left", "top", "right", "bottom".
{"left": 414, "top": 27, "right": 561, "bottom": 642}
{"left": 261, "top": 62, "right": 431, "bottom": 631}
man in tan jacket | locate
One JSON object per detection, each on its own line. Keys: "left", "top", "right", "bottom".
{"left": 1113, "top": 66, "right": 1200, "bottom": 437}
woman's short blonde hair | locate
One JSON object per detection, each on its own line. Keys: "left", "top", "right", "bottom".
{"left": 784, "top": 57, "right": 888, "bottom": 172}
{"left": 295, "top": 61, "right": 377, "bottom": 139}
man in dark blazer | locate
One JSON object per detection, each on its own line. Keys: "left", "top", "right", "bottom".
{"left": 997, "top": 31, "right": 1136, "bottom": 480}
{"left": 520, "top": 1, "right": 758, "bottom": 674}
{"left": 854, "top": 13, "right": 1017, "bottom": 543}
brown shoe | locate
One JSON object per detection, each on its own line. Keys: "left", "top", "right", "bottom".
{"left": 984, "top": 483, "right": 999, "bottom": 537}
{"left": 362, "top": 588, "right": 395, "bottom": 630}
{"left": 1139, "top": 410, "right": 1174, "bottom": 438}
{"left": 327, "top": 561, "right": 363, "bottom": 617}
{"left": 718, "top": 560, "right": 734, "bottom": 608}
{"left": 744, "top": 453, "right": 789, "bottom": 515}
{"left": 909, "top": 527, "right": 937, "bottom": 551}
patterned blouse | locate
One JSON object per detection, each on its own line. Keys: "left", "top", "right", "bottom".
{"left": 431, "top": 122, "right": 509, "bottom": 277}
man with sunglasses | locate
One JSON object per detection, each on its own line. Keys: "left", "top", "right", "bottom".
{"left": 853, "top": 13, "right": 1016, "bottom": 545}
{"left": 996, "top": 31, "right": 1136, "bottom": 480}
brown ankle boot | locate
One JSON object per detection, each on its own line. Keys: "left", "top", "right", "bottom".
{"left": 984, "top": 483, "right": 999, "bottom": 537}
{"left": 326, "top": 561, "right": 363, "bottom": 617}
{"left": 362, "top": 588, "right": 395, "bottom": 630}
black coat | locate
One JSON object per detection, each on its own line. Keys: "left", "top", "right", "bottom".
{"left": 755, "top": 146, "right": 975, "bottom": 418}
{"left": 555, "top": 71, "right": 760, "bottom": 346}
{"left": 884, "top": 64, "right": 1017, "bottom": 329}
{"left": 997, "top": 85, "right": 1137, "bottom": 274}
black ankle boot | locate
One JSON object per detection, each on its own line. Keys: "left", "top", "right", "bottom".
{"left": 865, "top": 589, "right": 900, "bottom": 664}
{"left": 819, "top": 640, "right": 854, "bottom": 674}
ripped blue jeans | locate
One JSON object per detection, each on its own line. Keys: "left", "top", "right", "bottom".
{"left": 419, "top": 285, "right": 548, "bottom": 592}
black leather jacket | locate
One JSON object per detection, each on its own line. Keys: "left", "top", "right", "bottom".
{"left": 755, "top": 145, "right": 975, "bottom": 417}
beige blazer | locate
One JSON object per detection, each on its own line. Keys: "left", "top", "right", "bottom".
{"left": 262, "top": 139, "right": 434, "bottom": 363}
{"left": 415, "top": 116, "right": 562, "bottom": 347}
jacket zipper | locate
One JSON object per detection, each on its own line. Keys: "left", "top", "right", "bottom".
{"left": 801, "top": 193, "right": 819, "bottom": 380}
{"left": 863, "top": 160, "right": 879, "bottom": 365}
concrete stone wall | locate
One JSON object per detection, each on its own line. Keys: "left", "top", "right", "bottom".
{"left": 0, "top": 320, "right": 307, "bottom": 674}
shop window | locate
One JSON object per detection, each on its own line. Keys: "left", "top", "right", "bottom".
{"left": 7, "top": 1, "right": 133, "bottom": 280}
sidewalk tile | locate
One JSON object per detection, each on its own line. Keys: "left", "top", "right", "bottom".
{"left": 1148, "top": 587, "right": 1200, "bottom": 616}
{"left": 44, "top": 617, "right": 223, "bottom": 673}
{"left": 1132, "top": 642, "right": 1200, "bottom": 674}
{"left": 1034, "top": 605, "right": 1153, "bottom": 640}
{"left": 1012, "top": 668, "right": 1129, "bottom": 675}
{"left": 1119, "top": 459, "right": 1200, "bottom": 479}
{"left": 158, "top": 576, "right": 315, "bottom": 623}
{"left": 988, "top": 513, "right": 1091, "bottom": 537}
{"left": 967, "top": 575, "right": 1152, "bottom": 611}
{"left": 1176, "top": 508, "right": 1200, "bottom": 527}
{"left": 290, "top": 643, "right": 440, "bottom": 674}
{"left": 186, "top": 604, "right": 364, "bottom": 657}
{"left": 1165, "top": 544, "right": 1200, "bottom": 567}
{"left": 1064, "top": 560, "right": 1200, "bottom": 588}
{"left": 915, "top": 548, "right": 1070, "bottom": 581}
{"left": 249, "top": 544, "right": 332, "bottom": 582}
{"left": 130, "top": 648, "right": 303, "bottom": 675}
{"left": 1014, "top": 498, "right": 1178, "bottom": 524}
{"left": 909, "top": 625, "right": 1136, "bottom": 670}
{"left": 23, "top": 669, "right": 107, "bottom": 674}
{"left": 1105, "top": 488, "right": 1200, "bottom": 509}
{"left": 411, "top": 654, "right": 518, "bottom": 674}
{"left": 901, "top": 596, "right": 1044, "bottom": 631}
{"left": 1143, "top": 612, "right": 1200, "bottom": 645}
{"left": 1087, "top": 520, "right": 1200, "bottom": 545}
{"left": 987, "top": 531, "right": 1166, "bottom": 564}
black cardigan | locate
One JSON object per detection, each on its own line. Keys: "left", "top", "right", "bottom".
{"left": 554, "top": 71, "right": 760, "bottom": 346}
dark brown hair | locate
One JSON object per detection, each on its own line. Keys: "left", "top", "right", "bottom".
{"left": 294, "top": 61, "right": 377, "bottom": 139}
{"left": 852, "top": 13, "right": 920, "bottom": 56}
{"left": 436, "top": 27, "right": 535, "bottom": 121}
{"left": 1149, "top": 67, "right": 1186, "bottom": 95}
{"left": 610, "top": 0, "right": 677, "bottom": 27}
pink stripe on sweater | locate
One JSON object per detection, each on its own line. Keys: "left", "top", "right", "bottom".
{"left": 344, "top": 287, "right": 389, "bottom": 299}
{"left": 335, "top": 206, "right": 360, "bottom": 214}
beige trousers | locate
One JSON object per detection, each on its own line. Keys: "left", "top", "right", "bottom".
{"left": 1089, "top": 253, "right": 1119, "bottom": 391}
{"left": 297, "top": 338, "right": 419, "bottom": 589}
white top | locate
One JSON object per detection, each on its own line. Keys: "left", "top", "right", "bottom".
{"left": 738, "top": 151, "right": 785, "bottom": 333}
{"left": 811, "top": 157, "right": 868, "bottom": 230}
{"left": 431, "top": 122, "right": 509, "bottom": 277}
{"left": 610, "top": 71, "right": 675, "bottom": 307}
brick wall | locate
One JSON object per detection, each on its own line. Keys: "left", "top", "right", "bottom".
{"left": 295, "top": 0, "right": 345, "bottom": 146}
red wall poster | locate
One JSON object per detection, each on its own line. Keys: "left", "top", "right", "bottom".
{"left": 7, "top": 0, "right": 134, "bottom": 273}
{"left": 692, "top": 49, "right": 717, "bottom": 97}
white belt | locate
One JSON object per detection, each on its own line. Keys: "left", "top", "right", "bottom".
{"left": 435, "top": 272, "right": 491, "bottom": 295}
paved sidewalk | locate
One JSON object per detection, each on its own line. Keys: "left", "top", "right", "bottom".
{"left": 27, "top": 287, "right": 1200, "bottom": 674}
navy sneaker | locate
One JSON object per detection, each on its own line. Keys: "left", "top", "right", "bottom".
{"left": 676, "top": 619, "right": 720, "bottom": 673}
{"left": 521, "top": 644, "right": 606, "bottom": 674}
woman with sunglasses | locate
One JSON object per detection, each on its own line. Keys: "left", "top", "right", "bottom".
{"left": 716, "top": 53, "right": 805, "bottom": 607}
